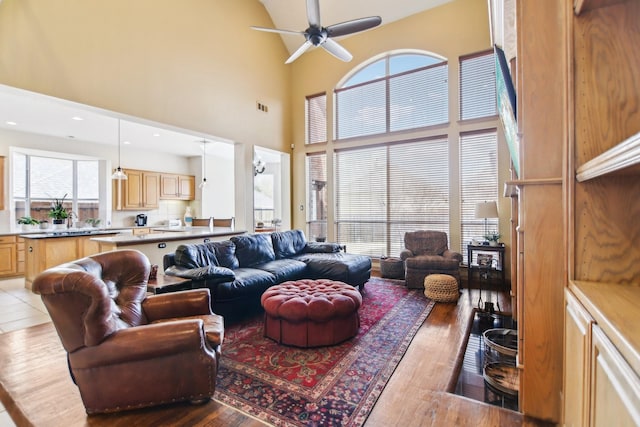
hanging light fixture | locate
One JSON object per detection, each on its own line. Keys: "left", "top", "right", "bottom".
{"left": 199, "top": 139, "right": 208, "bottom": 189}
{"left": 111, "top": 119, "right": 128, "bottom": 180}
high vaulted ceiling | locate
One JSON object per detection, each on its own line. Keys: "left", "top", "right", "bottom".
{"left": 258, "top": 0, "right": 454, "bottom": 54}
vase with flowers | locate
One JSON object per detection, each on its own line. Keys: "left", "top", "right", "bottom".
{"left": 484, "top": 232, "right": 501, "bottom": 246}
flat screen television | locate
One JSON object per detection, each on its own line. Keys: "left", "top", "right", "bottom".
{"left": 494, "top": 44, "right": 520, "bottom": 178}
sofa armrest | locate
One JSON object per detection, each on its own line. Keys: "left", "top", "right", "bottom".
{"left": 399, "top": 249, "right": 414, "bottom": 261}
{"left": 443, "top": 249, "right": 463, "bottom": 263}
{"left": 70, "top": 320, "right": 212, "bottom": 368}
{"left": 165, "top": 265, "right": 235, "bottom": 282}
{"left": 143, "top": 289, "right": 212, "bottom": 320}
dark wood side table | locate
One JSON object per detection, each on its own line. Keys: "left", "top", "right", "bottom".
{"left": 147, "top": 274, "right": 192, "bottom": 294}
{"left": 467, "top": 244, "right": 506, "bottom": 313}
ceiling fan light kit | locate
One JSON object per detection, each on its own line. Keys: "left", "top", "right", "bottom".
{"left": 252, "top": 0, "right": 381, "bottom": 64}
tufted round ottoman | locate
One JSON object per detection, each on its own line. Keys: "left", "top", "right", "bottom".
{"left": 424, "top": 274, "right": 459, "bottom": 303}
{"left": 260, "top": 279, "right": 362, "bottom": 348}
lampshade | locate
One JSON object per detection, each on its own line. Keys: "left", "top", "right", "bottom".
{"left": 111, "top": 119, "right": 128, "bottom": 180}
{"left": 474, "top": 201, "right": 498, "bottom": 219}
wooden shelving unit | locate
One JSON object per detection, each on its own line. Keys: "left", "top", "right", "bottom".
{"left": 576, "top": 131, "right": 640, "bottom": 181}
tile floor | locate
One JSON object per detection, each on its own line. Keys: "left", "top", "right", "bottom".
{"left": 0, "top": 278, "right": 51, "bottom": 427}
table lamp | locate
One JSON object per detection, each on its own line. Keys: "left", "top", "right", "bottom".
{"left": 474, "top": 201, "right": 499, "bottom": 238}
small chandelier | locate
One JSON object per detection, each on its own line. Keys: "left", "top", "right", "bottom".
{"left": 111, "top": 119, "right": 128, "bottom": 180}
{"left": 199, "top": 139, "right": 208, "bottom": 189}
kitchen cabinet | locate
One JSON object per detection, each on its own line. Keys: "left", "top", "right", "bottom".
{"left": 0, "top": 236, "right": 17, "bottom": 276}
{"left": 114, "top": 169, "right": 160, "bottom": 210}
{"left": 562, "top": 0, "right": 640, "bottom": 425}
{"left": 160, "top": 174, "right": 195, "bottom": 200}
{"left": 0, "top": 236, "right": 24, "bottom": 278}
{"left": 0, "top": 156, "right": 4, "bottom": 211}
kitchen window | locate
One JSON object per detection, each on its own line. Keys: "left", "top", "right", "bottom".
{"left": 12, "top": 149, "right": 102, "bottom": 225}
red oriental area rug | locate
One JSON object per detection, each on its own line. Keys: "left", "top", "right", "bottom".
{"left": 213, "top": 277, "right": 435, "bottom": 427}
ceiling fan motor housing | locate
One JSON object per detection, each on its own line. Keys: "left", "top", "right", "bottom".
{"left": 305, "top": 27, "right": 327, "bottom": 46}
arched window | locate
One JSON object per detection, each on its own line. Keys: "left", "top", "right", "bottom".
{"left": 335, "top": 52, "right": 448, "bottom": 140}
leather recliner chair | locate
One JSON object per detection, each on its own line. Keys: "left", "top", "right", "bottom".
{"left": 400, "top": 230, "right": 463, "bottom": 289}
{"left": 32, "top": 249, "right": 224, "bottom": 414}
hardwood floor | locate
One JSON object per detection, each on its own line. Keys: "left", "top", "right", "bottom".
{"left": 0, "top": 276, "right": 555, "bottom": 426}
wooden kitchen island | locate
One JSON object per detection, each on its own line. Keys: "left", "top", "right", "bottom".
{"left": 22, "top": 230, "right": 121, "bottom": 289}
{"left": 91, "top": 227, "right": 245, "bottom": 270}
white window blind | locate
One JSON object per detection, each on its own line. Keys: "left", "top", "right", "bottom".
{"left": 390, "top": 64, "right": 449, "bottom": 132}
{"left": 334, "top": 55, "right": 448, "bottom": 140}
{"left": 335, "top": 137, "right": 449, "bottom": 257}
{"left": 306, "top": 93, "right": 327, "bottom": 144}
{"left": 459, "top": 130, "right": 498, "bottom": 263}
{"left": 335, "top": 80, "right": 386, "bottom": 140}
{"left": 460, "top": 50, "right": 497, "bottom": 120}
{"left": 306, "top": 153, "right": 327, "bottom": 239}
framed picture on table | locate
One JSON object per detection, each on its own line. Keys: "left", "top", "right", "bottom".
{"left": 477, "top": 253, "right": 494, "bottom": 267}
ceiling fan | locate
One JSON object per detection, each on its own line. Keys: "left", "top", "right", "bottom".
{"left": 251, "top": 0, "right": 382, "bottom": 64}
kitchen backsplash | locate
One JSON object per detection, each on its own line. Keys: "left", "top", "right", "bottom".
{"left": 111, "top": 200, "right": 191, "bottom": 227}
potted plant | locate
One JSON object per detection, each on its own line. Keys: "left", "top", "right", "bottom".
{"left": 49, "top": 194, "right": 69, "bottom": 228}
{"left": 17, "top": 216, "right": 40, "bottom": 231}
{"left": 85, "top": 218, "right": 101, "bottom": 228}
{"left": 484, "top": 232, "right": 501, "bottom": 246}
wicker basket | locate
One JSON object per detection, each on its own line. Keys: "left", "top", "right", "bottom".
{"left": 423, "top": 274, "right": 459, "bottom": 302}
{"left": 380, "top": 257, "right": 405, "bottom": 279}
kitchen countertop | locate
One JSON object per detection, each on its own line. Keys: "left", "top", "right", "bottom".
{"left": 89, "top": 227, "right": 245, "bottom": 245}
{"left": 19, "top": 229, "right": 128, "bottom": 239}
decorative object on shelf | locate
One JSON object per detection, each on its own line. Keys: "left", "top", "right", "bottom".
{"left": 475, "top": 201, "right": 499, "bottom": 238}
{"left": 111, "top": 119, "right": 128, "bottom": 180}
{"left": 184, "top": 206, "right": 193, "bottom": 228}
{"left": 477, "top": 253, "right": 494, "bottom": 267}
{"left": 48, "top": 194, "right": 69, "bottom": 228}
{"left": 484, "top": 233, "right": 501, "bottom": 246}
{"left": 198, "top": 139, "right": 208, "bottom": 189}
{"left": 18, "top": 216, "right": 40, "bottom": 231}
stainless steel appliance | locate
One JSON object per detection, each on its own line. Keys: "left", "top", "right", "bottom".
{"left": 135, "top": 214, "right": 148, "bottom": 226}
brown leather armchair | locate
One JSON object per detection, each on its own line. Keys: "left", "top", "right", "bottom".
{"left": 32, "top": 249, "right": 224, "bottom": 414}
{"left": 399, "top": 230, "right": 462, "bottom": 289}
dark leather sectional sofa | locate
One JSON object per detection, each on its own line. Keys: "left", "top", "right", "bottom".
{"left": 163, "top": 229, "right": 371, "bottom": 319}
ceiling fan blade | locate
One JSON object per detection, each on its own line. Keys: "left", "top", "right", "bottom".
{"left": 306, "top": 0, "right": 321, "bottom": 28}
{"left": 285, "top": 40, "right": 313, "bottom": 64}
{"left": 321, "top": 38, "right": 353, "bottom": 62}
{"left": 326, "top": 16, "right": 382, "bottom": 38}
{"left": 250, "top": 26, "right": 303, "bottom": 36}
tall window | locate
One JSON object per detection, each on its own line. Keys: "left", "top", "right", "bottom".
{"left": 459, "top": 130, "right": 498, "bottom": 264}
{"left": 460, "top": 50, "right": 497, "bottom": 120}
{"left": 335, "top": 137, "right": 449, "bottom": 257}
{"left": 12, "top": 151, "right": 100, "bottom": 223}
{"left": 306, "top": 153, "right": 327, "bottom": 239}
{"left": 304, "top": 49, "right": 500, "bottom": 258}
{"left": 306, "top": 93, "right": 327, "bottom": 144}
{"left": 335, "top": 53, "right": 448, "bottom": 140}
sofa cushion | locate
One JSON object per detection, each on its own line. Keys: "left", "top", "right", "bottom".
{"left": 293, "top": 252, "right": 371, "bottom": 286}
{"left": 253, "top": 259, "right": 307, "bottom": 283}
{"left": 271, "top": 230, "right": 307, "bottom": 259}
{"left": 231, "top": 234, "right": 275, "bottom": 267}
{"left": 211, "top": 240, "right": 239, "bottom": 270}
{"left": 175, "top": 243, "right": 219, "bottom": 269}
{"left": 214, "top": 268, "right": 277, "bottom": 300}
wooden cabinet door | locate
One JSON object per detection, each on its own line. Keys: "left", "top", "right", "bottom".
{"left": 178, "top": 175, "right": 195, "bottom": 200}
{"left": 160, "top": 174, "right": 179, "bottom": 198}
{"left": 143, "top": 172, "right": 160, "bottom": 208}
{"left": 591, "top": 326, "right": 640, "bottom": 426}
{"left": 0, "top": 243, "right": 16, "bottom": 276}
{"left": 122, "top": 169, "right": 144, "bottom": 209}
{"left": 564, "top": 290, "right": 594, "bottom": 427}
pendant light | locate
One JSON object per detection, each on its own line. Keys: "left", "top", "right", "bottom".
{"left": 111, "top": 119, "right": 128, "bottom": 180}
{"left": 198, "top": 139, "right": 208, "bottom": 189}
